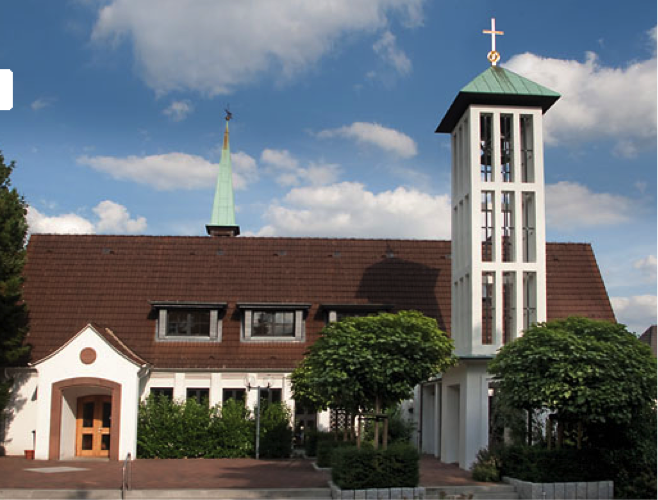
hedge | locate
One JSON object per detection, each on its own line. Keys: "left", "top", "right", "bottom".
{"left": 331, "top": 443, "right": 419, "bottom": 489}
{"left": 317, "top": 439, "right": 354, "bottom": 468}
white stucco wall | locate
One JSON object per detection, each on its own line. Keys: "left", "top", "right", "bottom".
{"left": 2, "top": 368, "right": 38, "bottom": 456}
{"left": 33, "top": 325, "right": 144, "bottom": 460}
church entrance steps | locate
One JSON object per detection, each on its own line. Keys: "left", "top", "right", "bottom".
{"left": 425, "top": 484, "right": 519, "bottom": 499}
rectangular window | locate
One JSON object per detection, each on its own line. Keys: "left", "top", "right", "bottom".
{"left": 482, "top": 272, "right": 495, "bottom": 345}
{"left": 166, "top": 309, "right": 211, "bottom": 337}
{"left": 501, "top": 192, "right": 514, "bottom": 262}
{"left": 259, "top": 388, "right": 282, "bottom": 405}
{"left": 252, "top": 311, "right": 295, "bottom": 337}
{"left": 520, "top": 115, "right": 534, "bottom": 182}
{"left": 222, "top": 388, "right": 246, "bottom": 404}
{"left": 523, "top": 272, "right": 537, "bottom": 330}
{"left": 480, "top": 113, "right": 493, "bottom": 182}
{"left": 522, "top": 193, "right": 536, "bottom": 263}
{"left": 502, "top": 272, "right": 516, "bottom": 344}
{"left": 481, "top": 191, "right": 494, "bottom": 262}
{"left": 150, "top": 387, "right": 173, "bottom": 400}
{"left": 186, "top": 388, "right": 210, "bottom": 405}
{"left": 500, "top": 114, "right": 513, "bottom": 182}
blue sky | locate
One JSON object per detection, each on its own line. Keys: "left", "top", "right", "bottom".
{"left": 0, "top": 0, "right": 655, "bottom": 333}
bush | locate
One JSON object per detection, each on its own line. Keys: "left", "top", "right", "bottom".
{"left": 317, "top": 439, "right": 354, "bottom": 468}
{"left": 471, "top": 448, "right": 501, "bottom": 482}
{"left": 259, "top": 402, "right": 293, "bottom": 458}
{"left": 331, "top": 443, "right": 419, "bottom": 489}
{"left": 304, "top": 430, "right": 338, "bottom": 457}
{"left": 364, "top": 407, "right": 415, "bottom": 445}
{"left": 209, "top": 398, "right": 254, "bottom": 458}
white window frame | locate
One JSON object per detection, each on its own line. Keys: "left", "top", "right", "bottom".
{"left": 152, "top": 302, "right": 225, "bottom": 342}
{"left": 239, "top": 304, "right": 309, "bottom": 343}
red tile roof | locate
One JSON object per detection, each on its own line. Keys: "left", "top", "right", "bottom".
{"left": 22, "top": 235, "right": 615, "bottom": 370}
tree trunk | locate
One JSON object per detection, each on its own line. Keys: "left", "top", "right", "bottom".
{"left": 527, "top": 409, "right": 533, "bottom": 446}
{"left": 357, "top": 414, "right": 362, "bottom": 450}
{"left": 557, "top": 420, "right": 564, "bottom": 449}
{"left": 374, "top": 397, "right": 381, "bottom": 450}
{"left": 546, "top": 416, "right": 552, "bottom": 450}
{"left": 577, "top": 421, "right": 583, "bottom": 450}
{"left": 383, "top": 416, "right": 389, "bottom": 450}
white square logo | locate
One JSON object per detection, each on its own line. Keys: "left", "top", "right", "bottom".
{"left": 0, "top": 70, "right": 13, "bottom": 110}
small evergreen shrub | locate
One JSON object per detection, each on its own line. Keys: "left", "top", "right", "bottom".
{"left": 304, "top": 430, "right": 337, "bottom": 457}
{"left": 317, "top": 439, "right": 354, "bottom": 468}
{"left": 209, "top": 398, "right": 254, "bottom": 458}
{"left": 331, "top": 443, "right": 419, "bottom": 489}
{"left": 259, "top": 402, "right": 293, "bottom": 458}
{"left": 470, "top": 448, "right": 501, "bottom": 482}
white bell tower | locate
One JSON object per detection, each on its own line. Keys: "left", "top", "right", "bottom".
{"left": 433, "top": 19, "right": 560, "bottom": 469}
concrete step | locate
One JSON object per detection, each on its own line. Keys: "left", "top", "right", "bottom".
{"left": 426, "top": 485, "right": 518, "bottom": 500}
{"left": 0, "top": 490, "right": 121, "bottom": 499}
{"left": 0, "top": 489, "right": 332, "bottom": 500}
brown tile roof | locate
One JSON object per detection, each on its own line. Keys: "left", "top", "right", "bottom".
{"left": 22, "top": 235, "right": 615, "bottom": 370}
{"left": 639, "top": 325, "right": 657, "bottom": 356}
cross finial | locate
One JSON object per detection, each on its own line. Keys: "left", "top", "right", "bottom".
{"left": 483, "top": 18, "right": 504, "bottom": 66}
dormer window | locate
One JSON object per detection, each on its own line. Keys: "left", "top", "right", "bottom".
{"left": 151, "top": 301, "right": 227, "bottom": 341}
{"left": 237, "top": 303, "right": 310, "bottom": 342}
{"left": 321, "top": 303, "right": 394, "bottom": 323}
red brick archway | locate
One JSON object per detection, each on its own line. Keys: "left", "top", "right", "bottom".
{"left": 49, "top": 377, "right": 122, "bottom": 460}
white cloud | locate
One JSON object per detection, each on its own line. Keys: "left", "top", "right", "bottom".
{"left": 633, "top": 255, "right": 657, "bottom": 283}
{"left": 91, "top": 0, "right": 425, "bottom": 95}
{"left": 256, "top": 181, "right": 451, "bottom": 238}
{"left": 31, "top": 97, "right": 55, "bottom": 111}
{"left": 162, "top": 99, "right": 193, "bottom": 121}
{"left": 373, "top": 30, "right": 412, "bottom": 75}
{"left": 504, "top": 40, "right": 656, "bottom": 152}
{"left": 545, "top": 181, "right": 633, "bottom": 229}
{"left": 260, "top": 149, "right": 340, "bottom": 187}
{"left": 78, "top": 151, "right": 257, "bottom": 191}
{"left": 317, "top": 122, "right": 417, "bottom": 158}
{"left": 610, "top": 295, "right": 657, "bottom": 334}
{"left": 27, "top": 201, "right": 146, "bottom": 235}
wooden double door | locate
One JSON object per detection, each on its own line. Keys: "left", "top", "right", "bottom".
{"left": 76, "top": 395, "right": 112, "bottom": 457}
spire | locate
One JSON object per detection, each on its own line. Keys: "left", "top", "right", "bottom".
{"left": 206, "top": 111, "right": 240, "bottom": 237}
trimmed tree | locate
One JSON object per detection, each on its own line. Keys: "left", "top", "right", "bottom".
{"left": 488, "top": 317, "right": 657, "bottom": 448}
{"left": 291, "top": 310, "right": 456, "bottom": 448}
{"left": 0, "top": 152, "right": 30, "bottom": 415}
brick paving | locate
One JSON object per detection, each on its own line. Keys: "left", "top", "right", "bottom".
{"left": 0, "top": 455, "right": 482, "bottom": 490}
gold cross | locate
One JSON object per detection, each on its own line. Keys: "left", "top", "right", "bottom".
{"left": 483, "top": 18, "right": 504, "bottom": 65}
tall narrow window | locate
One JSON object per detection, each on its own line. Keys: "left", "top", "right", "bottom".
{"left": 501, "top": 192, "right": 514, "bottom": 262}
{"left": 502, "top": 272, "right": 515, "bottom": 344}
{"left": 520, "top": 115, "right": 534, "bottom": 182}
{"left": 482, "top": 272, "right": 495, "bottom": 345}
{"left": 480, "top": 113, "right": 493, "bottom": 182}
{"left": 481, "top": 191, "right": 494, "bottom": 262}
{"left": 500, "top": 114, "right": 513, "bottom": 182}
{"left": 523, "top": 272, "right": 537, "bottom": 330}
{"left": 522, "top": 193, "right": 536, "bottom": 263}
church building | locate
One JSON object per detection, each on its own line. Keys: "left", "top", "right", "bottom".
{"left": 1, "top": 23, "right": 615, "bottom": 469}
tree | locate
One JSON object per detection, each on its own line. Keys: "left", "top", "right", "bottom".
{"left": 0, "top": 151, "right": 30, "bottom": 414}
{"left": 291, "top": 310, "right": 456, "bottom": 447}
{"left": 488, "top": 317, "right": 657, "bottom": 448}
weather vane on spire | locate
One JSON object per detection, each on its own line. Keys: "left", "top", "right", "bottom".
{"left": 483, "top": 18, "right": 504, "bottom": 66}
{"left": 224, "top": 105, "right": 232, "bottom": 122}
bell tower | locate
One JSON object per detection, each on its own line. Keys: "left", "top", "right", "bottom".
{"left": 434, "top": 19, "right": 560, "bottom": 468}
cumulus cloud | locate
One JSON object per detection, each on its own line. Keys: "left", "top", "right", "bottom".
{"left": 610, "top": 295, "right": 657, "bottom": 334}
{"left": 545, "top": 181, "right": 633, "bottom": 229}
{"left": 317, "top": 122, "right": 417, "bottom": 158}
{"left": 163, "top": 99, "right": 193, "bottom": 121}
{"left": 31, "top": 97, "right": 55, "bottom": 111}
{"left": 373, "top": 30, "right": 412, "bottom": 75}
{"left": 77, "top": 151, "right": 258, "bottom": 191}
{"left": 504, "top": 38, "right": 656, "bottom": 152}
{"left": 91, "top": 0, "right": 424, "bottom": 95}
{"left": 255, "top": 181, "right": 451, "bottom": 238}
{"left": 260, "top": 149, "right": 340, "bottom": 187}
{"left": 633, "top": 255, "right": 657, "bottom": 283}
{"left": 28, "top": 201, "right": 146, "bottom": 235}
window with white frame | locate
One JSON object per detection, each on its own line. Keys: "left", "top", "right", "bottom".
{"left": 151, "top": 302, "right": 225, "bottom": 341}
{"left": 239, "top": 303, "right": 309, "bottom": 342}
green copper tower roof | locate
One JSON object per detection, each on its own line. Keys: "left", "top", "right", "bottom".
{"left": 206, "top": 120, "right": 240, "bottom": 237}
{"left": 436, "top": 66, "right": 560, "bottom": 133}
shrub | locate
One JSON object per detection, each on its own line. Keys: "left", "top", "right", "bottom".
{"left": 317, "top": 439, "right": 354, "bottom": 468}
{"left": 259, "top": 402, "right": 293, "bottom": 458}
{"left": 364, "top": 407, "right": 415, "bottom": 445}
{"left": 209, "top": 398, "right": 254, "bottom": 458}
{"left": 471, "top": 448, "right": 501, "bottom": 482}
{"left": 304, "top": 430, "right": 337, "bottom": 457}
{"left": 331, "top": 443, "right": 419, "bottom": 489}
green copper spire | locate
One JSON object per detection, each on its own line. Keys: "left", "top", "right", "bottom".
{"left": 206, "top": 113, "right": 240, "bottom": 237}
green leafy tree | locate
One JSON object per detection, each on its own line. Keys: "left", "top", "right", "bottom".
{"left": 488, "top": 317, "right": 657, "bottom": 446}
{"left": 291, "top": 311, "right": 456, "bottom": 446}
{"left": 0, "top": 152, "right": 30, "bottom": 414}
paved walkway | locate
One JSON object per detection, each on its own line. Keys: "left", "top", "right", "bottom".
{"left": 0, "top": 455, "right": 484, "bottom": 490}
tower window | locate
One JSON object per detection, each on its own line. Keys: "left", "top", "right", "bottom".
{"left": 502, "top": 272, "right": 516, "bottom": 344}
{"left": 501, "top": 192, "right": 514, "bottom": 262}
{"left": 520, "top": 115, "right": 534, "bottom": 183}
{"left": 481, "top": 191, "right": 494, "bottom": 262}
{"left": 523, "top": 272, "right": 537, "bottom": 330}
{"left": 480, "top": 113, "right": 493, "bottom": 182}
{"left": 522, "top": 193, "right": 536, "bottom": 263}
{"left": 500, "top": 114, "right": 513, "bottom": 182}
{"left": 482, "top": 272, "right": 495, "bottom": 345}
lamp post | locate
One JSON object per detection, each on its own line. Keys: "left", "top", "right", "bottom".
{"left": 244, "top": 375, "right": 272, "bottom": 459}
